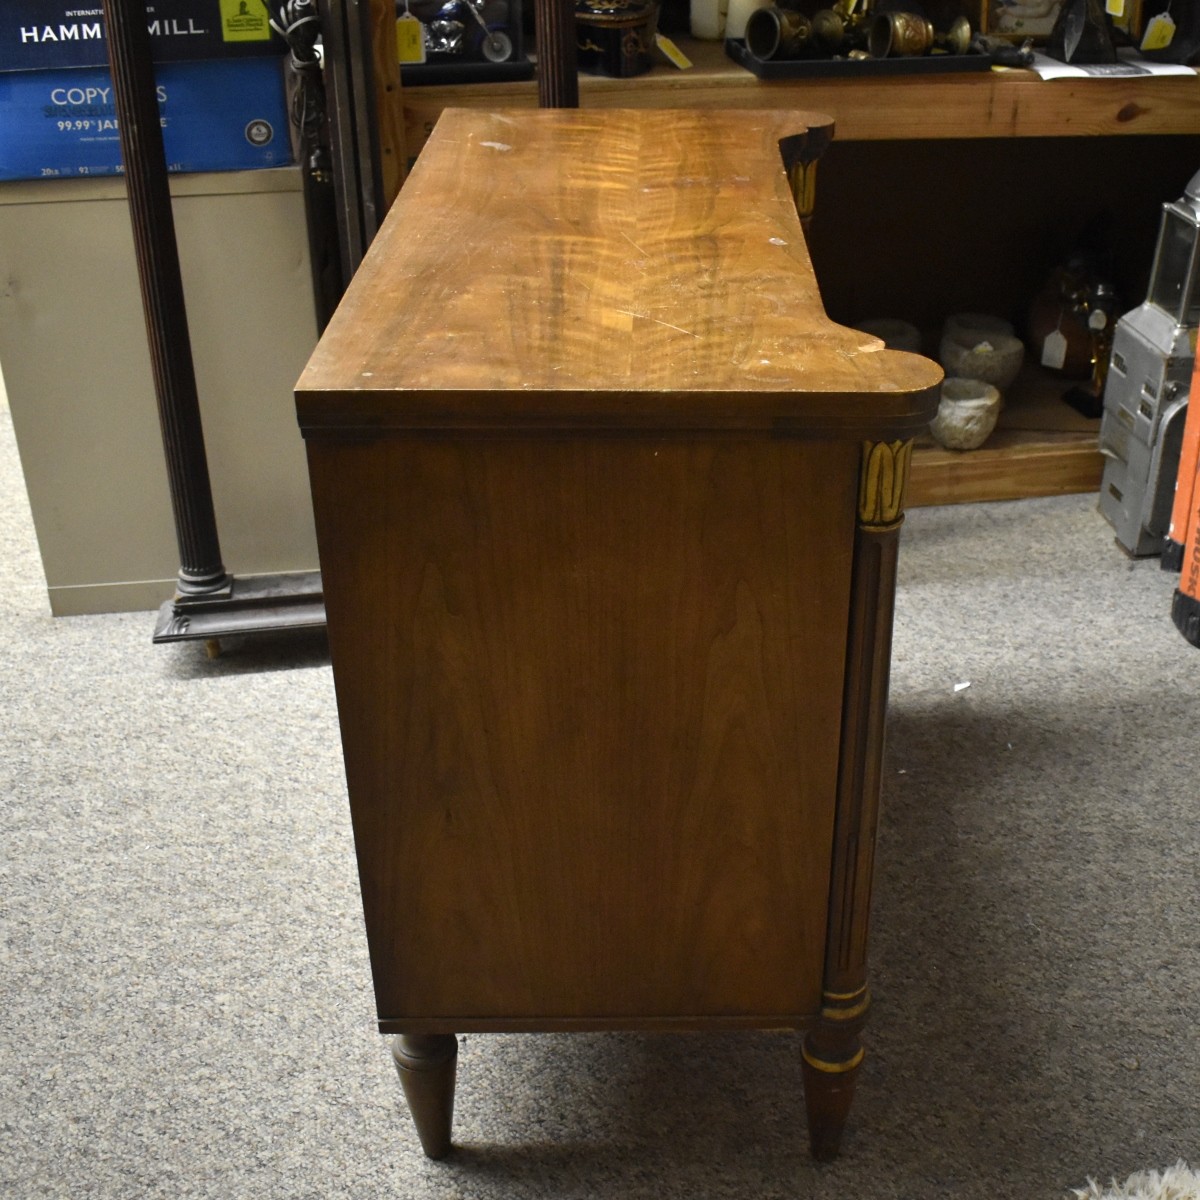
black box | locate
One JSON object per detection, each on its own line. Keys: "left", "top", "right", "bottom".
{"left": 398, "top": 0, "right": 534, "bottom": 85}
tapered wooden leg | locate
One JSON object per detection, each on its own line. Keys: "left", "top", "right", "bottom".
{"left": 392, "top": 1034, "right": 458, "bottom": 1159}
{"left": 801, "top": 987, "right": 869, "bottom": 1161}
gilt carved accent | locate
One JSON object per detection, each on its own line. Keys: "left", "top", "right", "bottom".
{"left": 858, "top": 439, "right": 913, "bottom": 529}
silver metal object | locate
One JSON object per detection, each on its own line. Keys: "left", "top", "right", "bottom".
{"left": 1099, "top": 169, "right": 1200, "bottom": 556}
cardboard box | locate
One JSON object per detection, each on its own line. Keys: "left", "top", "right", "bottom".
{"left": 0, "top": 0, "right": 285, "bottom": 73}
{"left": 0, "top": 56, "right": 293, "bottom": 180}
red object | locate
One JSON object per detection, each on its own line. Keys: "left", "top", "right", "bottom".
{"left": 1163, "top": 353, "right": 1200, "bottom": 573}
{"left": 1171, "top": 359, "right": 1200, "bottom": 645}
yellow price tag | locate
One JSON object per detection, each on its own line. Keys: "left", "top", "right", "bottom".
{"left": 219, "top": 0, "right": 271, "bottom": 42}
{"left": 396, "top": 14, "right": 427, "bottom": 64}
{"left": 1141, "top": 11, "right": 1177, "bottom": 50}
{"left": 1105, "top": 0, "right": 1124, "bottom": 15}
{"left": 655, "top": 33, "right": 693, "bottom": 69}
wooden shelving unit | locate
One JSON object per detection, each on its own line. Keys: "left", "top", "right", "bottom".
{"left": 399, "top": 41, "right": 1200, "bottom": 506}
{"left": 402, "top": 37, "right": 1200, "bottom": 146}
{"left": 906, "top": 366, "right": 1105, "bottom": 507}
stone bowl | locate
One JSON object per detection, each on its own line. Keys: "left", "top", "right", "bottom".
{"left": 942, "top": 312, "right": 1014, "bottom": 343}
{"left": 938, "top": 328, "right": 1025, "bottom": 391}
{"left": 929, "top": 377, "right": 1002, "bottom": 451}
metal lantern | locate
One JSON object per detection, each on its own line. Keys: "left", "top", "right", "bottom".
{"left": 1146, "top": 171, "right": 1200, "bottom": 327}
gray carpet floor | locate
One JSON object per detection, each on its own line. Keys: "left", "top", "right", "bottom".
{"left": 2, "top": 392, "right": 1197, "bottom": 1199}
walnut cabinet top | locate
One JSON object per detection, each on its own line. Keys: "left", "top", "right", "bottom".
{"left": 296, "top": 107, "right": 941, "bottom": 438}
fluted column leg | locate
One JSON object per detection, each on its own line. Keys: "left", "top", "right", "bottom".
{"left": 803, "top": 438, "right": 912, "bottom": 1160}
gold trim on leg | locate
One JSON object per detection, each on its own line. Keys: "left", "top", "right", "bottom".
{"left": 858, "top": 438, "right": 913, "bottom": 529}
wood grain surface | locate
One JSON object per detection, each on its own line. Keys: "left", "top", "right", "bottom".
{"left": 309, "top": 434, "right": 860, "bottom": 1023}
{"left": 297, "top": 108, "right": 941, "bottom": 435}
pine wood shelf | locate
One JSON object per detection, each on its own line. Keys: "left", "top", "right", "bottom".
{"left": 402, "top": 37, "right": 1200, "bottom": 150}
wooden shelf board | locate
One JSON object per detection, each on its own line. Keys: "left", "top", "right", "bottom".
{"left": 908, "top": 370, "right": 1104, "bottom": 507}
{"left": 403, "top": 37, "right": 1200, "bottom": 151}
{"left": 909, "top": 428, "right": 1102, "bottom": 507}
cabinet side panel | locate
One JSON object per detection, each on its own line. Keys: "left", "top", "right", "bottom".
{"left": 307, "top": 435, "right": 859, "bottom": 1022}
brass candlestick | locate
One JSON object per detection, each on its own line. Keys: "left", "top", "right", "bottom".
{"left": 745, "top": 5, "right": 815, "bottom": 59}
{"left": 868, "top": 10, "right": 971, "bottom": 56}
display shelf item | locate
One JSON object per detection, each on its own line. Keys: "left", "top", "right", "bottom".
{"left": 725, "top": 35, "right": 992, "bottom": 75}
{"left": 397, "top": 0, "right": 534, "bottom": 85}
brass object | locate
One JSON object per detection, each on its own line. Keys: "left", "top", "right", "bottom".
{"left": 825, "top": 985, "right": 871, "bottom": 1002}
{"left": 788, "top": 160, "right": 820, "bottom": 228}
{"left": 868, "top": 10, "right": 970, "bottom": 57}
{"left": 801, "top": 1042, "right": 867, "bottom": 1073}
{"left": 811, "top": 8, "right": 845, "bottom": 51}
{"left": 867, "top": 10, "right": 933, "bottom": 57}
{"left": 822, "top": 990, "right": 872, "bottom": 1022}
{"left": 779, "top": 125, "right": 833, "bottom": 232}
{"left": 745, "top": 5, "right": 813, "bottom": 59}
{"left": 939, "top": 14, "right": 972, "bottom": 53}
{"left": 818, "top": 0, "right": 872, "bottom": 50}
{"left": 858, "top": 439, "right": 912, "bottom": 528}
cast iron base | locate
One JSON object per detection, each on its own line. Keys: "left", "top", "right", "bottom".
{"left": 152, "top": 571, "right": 325, "bottom": 644}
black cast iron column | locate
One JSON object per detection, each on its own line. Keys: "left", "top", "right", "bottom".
{"left": 101, "top": 0, "right": 230, "bottom": 595}
{"left": 534, "top": 0, "right": 579, "bottom": 108}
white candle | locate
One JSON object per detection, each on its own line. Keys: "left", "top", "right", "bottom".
{"left": 690, "top": 0, "right": 725, "bottom": 39}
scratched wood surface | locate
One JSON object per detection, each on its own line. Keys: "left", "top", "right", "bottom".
{"left": 296, "top": 108, "right": 941, "bottom": 435}
{"left": 308, "top": 434, "right": 859, "bottom": 1023}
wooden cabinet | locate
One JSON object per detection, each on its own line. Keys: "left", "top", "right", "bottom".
{"left": 298, "top": 107, "right": 940, "bottom": 1161}
{"left": 398, "top": 41, "right": 1200, "bottom": 505}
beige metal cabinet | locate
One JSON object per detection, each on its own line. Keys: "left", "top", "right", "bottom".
{"left": 0, "top": 167, "right": 319, "bottom": 616}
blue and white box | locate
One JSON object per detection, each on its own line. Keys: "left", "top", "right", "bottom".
{"left": 0, "top": 1, "right": 285, "bottom": 71}
{"left": 0, "top": 55, "right": 292, "bottom": 180}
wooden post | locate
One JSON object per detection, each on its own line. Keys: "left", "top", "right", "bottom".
{"left": 369, "top": 0, "right": 408, "bottom": 205}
